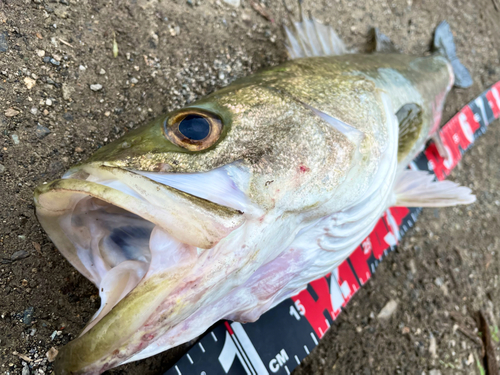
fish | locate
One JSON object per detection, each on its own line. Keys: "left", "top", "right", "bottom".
{"left": 34, "top": 16, "right": 476, "bottom": 374}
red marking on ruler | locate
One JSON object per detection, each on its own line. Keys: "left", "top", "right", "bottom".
{"left": 224, "top": 321, "right": 234, "bottom": 335}
{"left": 292, "top": 278, "right": 333, "bottom": 338}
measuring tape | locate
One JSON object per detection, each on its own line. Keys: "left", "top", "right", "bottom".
{"left": 164, "top": 81, "right": 500, "bottom": 375}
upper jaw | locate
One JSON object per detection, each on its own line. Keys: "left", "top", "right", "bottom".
{"left": 36, "top": 163, "right": 246, "bottom": 250}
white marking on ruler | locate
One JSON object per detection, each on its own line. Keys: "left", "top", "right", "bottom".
{"left": 231, "top": 334, "right": 256, "bottom": 375}
{"left": 318, "top": 327, "right": 324, "bottom": 337}
{"left": 231, "top": 322, "right": 268, "bottom": 375}
{"left": 175, "top": 365, "right": 182, "bottom": 375}
{"left": 294, "top": 355, "right": 300, "bottom": 365}
{"left": 211, "top": 331, "right": 218, "bottom": 342}
{"left": 218, "top": 331, "right": 253, "bottom": 375}
{"left": 304, "top": 345, "right": 310, "bottom": 355}
{"left": 475, "top": 97, "right": 489, "bottom": 126}
{"left": 492, "top": 87, "right": 500, "bottom": 110}
{"left": 187, "top": 354, "right": 193, "bottom": 365}
{"left": 325, "top": 319, "right": 330, "bottom": 328}
{"left": 310, "top": 332, "right": 318, "bottom": 345}
{"left": 198, "top": 342, "right": 205, "bottom": 353}
{"left": 284, "top": 365, "right": 290, "bottom": 375}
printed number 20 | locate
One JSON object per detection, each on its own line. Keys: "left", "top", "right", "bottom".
{"left": 289, "top": 300, "right": 306, "bottom": 321}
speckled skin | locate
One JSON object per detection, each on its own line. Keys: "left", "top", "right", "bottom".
{"left": 36, "top": 54, "right": 454, "bottom": 374}
{"left": 85, "top": 54, "right": 452, "bottom": 209}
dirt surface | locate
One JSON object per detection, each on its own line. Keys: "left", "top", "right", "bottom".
{"left": 0, "top": 0, "right": 499, "bottom": 374}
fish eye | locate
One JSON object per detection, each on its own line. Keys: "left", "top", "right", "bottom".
{"left": 164, "top": 110, "right": 223, "bottom": 151}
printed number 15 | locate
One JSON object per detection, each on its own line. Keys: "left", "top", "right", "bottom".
{"left": 289, "top": 300, "right": 306, "bottom": 321}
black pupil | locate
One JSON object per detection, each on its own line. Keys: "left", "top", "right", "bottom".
{"left": 178, "top": 114, "right": 210, "bottom": 140}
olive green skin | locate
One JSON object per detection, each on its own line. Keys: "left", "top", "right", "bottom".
{"left": 90, "top": 54, "right": 451, "bottom": 171}
{"left": 46, "top": 54, "right": 453, "bottom": 374}
{"left": 87, "top": 54, "right": 451, "bottom": 209}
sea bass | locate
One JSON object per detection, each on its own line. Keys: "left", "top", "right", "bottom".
{"left": 35, "top": 18, "right": 475, "bottom": 374}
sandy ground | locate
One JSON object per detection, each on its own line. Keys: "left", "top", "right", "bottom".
{"left": 0, "top": 0, "right": 499, "bottom": 374}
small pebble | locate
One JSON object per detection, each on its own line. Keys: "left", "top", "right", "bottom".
{"left": 377, "top": 299, "right": 398, "bottom": 320}
{"left": 90, "top": 83, "right": 103, "bottom": 91}
{"left": 35, "top": 124, "right": 51, "bottom": 139}
{"left": 36, "top": 49, "right": 45, "bottom": 57}
{"left": 62, "top": 83, "right": 74, "bottom": 100}
{"left": 23, "top": 306, "right": 34, "bottom": 325}
{"left": 31, "top": 107, "right": 38, "bottom": 115}
{"left": 222, "top": 0, "right": 240, "bottom": 7}
{"left": 0, "top": 32, "right": 7, "bottom": 52}
{"left": 79, "top": 65, "right": 86, "bottom": 71}
{"left": 11, "top": 250, "right": 29, "bottom": 261}
{"left": 5, "top": 108, "right": 20, "bottom": 117}
{"left": 130, "top": 77, "right": 138, "bottom": 84}
{"left": 75, "top": 146, "right": 84, "bottom": 153}
{"left": 49, "top": 58, "right": 60, "bottom": 66}
{"left": 45, "top": 98, "right": 52, "bottom": 106}
{"left": 429, "top": 333, "right": 437, "bottom": 358}
{"left": 0, "top": 164, "right": 5, "bottom": 174}
{"left": 24, "top": 77, "right": 36, "bottom": 90}
{"left": 46, "top": 347, "right": 58, "bottom": 362}
{"left": 43, "top": 56, "right": 51, "bottom": 63}
{"left": 11, "top": 134, "right": 20, "bottom": 145}
{"left": 99, "top": 68, "right": 106, "bottom": 75}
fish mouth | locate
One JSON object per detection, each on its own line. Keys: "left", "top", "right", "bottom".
{"left": 34, "top": 163, "right": 247, "bottom": 374}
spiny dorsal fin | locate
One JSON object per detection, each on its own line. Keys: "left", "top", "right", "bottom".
{"left": 372, "top": 28, "right": 399, "bottom": 53}
{"left": 396, "top": 103, "right": 423, "bottom": 162}
{"left": 394, "top": 169, "right": 475, "bottom": 207}
{"left": 284, "top": 13, "right": 348, "bottom": 59}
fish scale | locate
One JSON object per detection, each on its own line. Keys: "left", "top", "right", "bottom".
{"left": 163, "top": 81, "right": 500, "bottom": 375}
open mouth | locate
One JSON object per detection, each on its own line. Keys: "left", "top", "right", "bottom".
{"left": 34, "top": 163, "right": 247, "bottom": 341}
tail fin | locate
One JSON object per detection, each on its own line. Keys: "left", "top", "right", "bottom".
{"left": 284, "top": 14, "right": 348, "bottom": 59}
{"left": 433, "top": 21, "right": 473, "bottom": 88}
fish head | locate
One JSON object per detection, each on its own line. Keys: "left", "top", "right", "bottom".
{"left": 34, "top": 73, "right": 386, "bottom": 374}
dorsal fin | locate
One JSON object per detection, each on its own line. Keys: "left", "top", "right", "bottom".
{"left": 372, "top": 28, "right": 399, "bottom": 53}
{"left": 284, "top": 13, "right": 348, "bottom": 58}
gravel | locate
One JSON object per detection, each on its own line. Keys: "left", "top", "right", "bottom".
{"left": 90, "top": 83, "right": 103, "bottom": 91}
{"left": 22, "top": 307, "right": 34, "bottom": 325}
{"left": 0, "top": 31, "right": 8, "bottom": 52}
{"left": 35, "top": 124, "right": 51, "bottom": 139}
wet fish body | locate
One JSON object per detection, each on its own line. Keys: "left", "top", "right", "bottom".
{"left": 35, "top": 19, "right": 474, "bottom": 374}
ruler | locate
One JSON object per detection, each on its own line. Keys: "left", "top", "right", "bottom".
{"left": 164, "top": 81, "right": 500, "bottom": 375}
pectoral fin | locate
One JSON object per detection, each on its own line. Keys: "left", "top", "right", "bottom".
{"left": 396, "top": 103, "right": 424, "bottom": 162}
{"left": 394, "top": 169, "right": 475, "bottom": 207}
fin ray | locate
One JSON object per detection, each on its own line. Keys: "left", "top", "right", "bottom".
{"left": 394, "top": 169, "right": 475, "bottom": 207}
{"left": 284, "top": 15, "right": 348, "bottom": 59}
